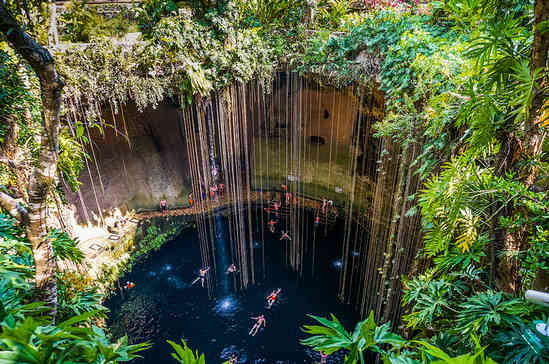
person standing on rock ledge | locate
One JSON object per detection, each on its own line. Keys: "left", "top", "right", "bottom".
{"left": 160, "top": 199, "right": 167, "bottom": 215}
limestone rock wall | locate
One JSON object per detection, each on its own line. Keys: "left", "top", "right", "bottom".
{"left": 67, "top": 100, "right": 192, "bottom": 223}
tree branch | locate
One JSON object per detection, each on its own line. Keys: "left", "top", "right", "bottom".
{"left": 0, "top": 190, "right": 29, "bottom": 224}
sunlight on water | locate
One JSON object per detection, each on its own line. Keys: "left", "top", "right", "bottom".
{"left": 213, "top": 295, "right": 241, "bottom": 318}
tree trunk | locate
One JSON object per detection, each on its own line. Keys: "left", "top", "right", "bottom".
{"left": 48, "top": 0, "right": 59, "bottom": 46}
{"left": 493, "top": 0, "right": 548, "bottom": 292}
{"left": 0, "top": 4, "right": 64, "bottom": 320}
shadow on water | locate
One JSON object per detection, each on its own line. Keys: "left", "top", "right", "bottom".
{"left": 106, "top": 207, "right": 360, "bottom": 364}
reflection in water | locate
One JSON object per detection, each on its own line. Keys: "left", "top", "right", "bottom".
{"left": 332, "top": 259, "right": 343, "bottom": 270}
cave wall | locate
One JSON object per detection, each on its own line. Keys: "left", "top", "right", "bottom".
{"left": 269, "top": 82, "right": 359, "bottom": 144}
{"left": 67, "top": 100, "right": 192, "bottom": 223}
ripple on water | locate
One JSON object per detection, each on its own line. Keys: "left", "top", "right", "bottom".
{"left": 165, "top": 275, "right": 188, "bottom": 290}
{"left": 212, "top": 295, "right": 242, "bottom": 319}
{"left": 220, "top": 345, "right": 246, "bottom": 363}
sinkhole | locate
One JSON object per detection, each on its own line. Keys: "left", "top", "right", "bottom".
{"left": 106, "top": 206, "right": 362, "bottom": 364}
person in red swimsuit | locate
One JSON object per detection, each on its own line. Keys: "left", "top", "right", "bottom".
{"left": 268, "top": 219, "right": 276, "bottom": 233}
{"left": 266, "top": 288, "right": 281, "bottom": 308}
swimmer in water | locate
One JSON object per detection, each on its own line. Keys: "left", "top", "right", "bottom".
{"left": 280, "top": 231, "right": 291, "bottom": 241}
{"left": 192, "top": 267, "right": 210, "bottom": 287}
{"left": 249, "top": 315, "right": 266, "bottom": 336}
{"left": 226, "top": 263, "right": 238, "bottom": 274}
{"left": 266, "top": 288, "right": 281, "bottom": 308}
{"left": 124, "top": 281, "right": 135, "bottom": 290}
{"left": 268, "top": 219, "right": 277, "bottom": 233}
{"left": 228, "top": 354, "right": 237, "bottom": 364}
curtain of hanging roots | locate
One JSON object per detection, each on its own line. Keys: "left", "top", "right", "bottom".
{"left": 173, "top": 76, "right": 425, "bottom": 323}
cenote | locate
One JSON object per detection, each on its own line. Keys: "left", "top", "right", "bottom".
{"left": 106, "top": 207, "right": 360, "bottom": 364}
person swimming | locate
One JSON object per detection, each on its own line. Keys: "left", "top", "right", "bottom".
{"left": 268, "top": 219, "right": 277, "bottom": 233}
{"left": 228, "top": 354, "right": 237, "bottom": 364}
{"left": 124, "top": 281, "right": 135, "bottom": 290}
{"left": 280, "top": 231, "right": 291, "bottom": 241}
{"left": 249, "top": 315, "right": 266, "bottom": 336}
{"left": 192, "top": 267, "right": 210, "bottom": 287}
{"left": 266, "top": 288, "right": 281, "bottom": 308}
{"left": 226, "top": 263, "right": 238, "bottom": 274}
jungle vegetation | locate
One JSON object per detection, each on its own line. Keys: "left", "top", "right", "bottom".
{"left": 0, "top": 0, "right": 548, "bottom": 363}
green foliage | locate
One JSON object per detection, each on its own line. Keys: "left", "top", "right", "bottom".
{"left": 57, "top": 286, "right": 107, "bottom": 322}
{"left": 415, "top": 340, "right": 497, "bottom": 364}
{"left": 57, "top": 2, "right": 274, "bottom": 115}
{"left": 60, "top": 0, "right": 134, "bottom": 42}
{"left": 0, "top": 312, "right": 150, "bottom": 363}
{"left": 167, "top": 338, "right": 206, "bottom": 364}
{"left": 236, "top": 0, "right": 305, "bottom": 28}
{"left": 134, "top": 0, "right": 180, "bottom": 38}
{"left": 0, "top": 214, "right": 151, "bottom": 363}
{"left": 455, "top": 291, "right": 531, "bottom": 336}
{"left": 492, "top": 322, "right": 549, "bottom": 363}
{"left": 301, "top": 311, "right": 406, "bottom": 363}
{"left": 58, "top": 129, "right": 88, "bottom": 192}
{"left": 402, "top": 276, "right": 464, "bottom": 329}
{"left": 48, "top": 228, "right": 84, "bottom": 264}
{"left": 315, "top": 0, "right": 352, "bottom": 30}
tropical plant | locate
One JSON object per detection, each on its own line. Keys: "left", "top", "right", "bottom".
{"left": 0, "top": 311, "right": 150, "bottom": 363}
{"left": 301, "top": 311, "right": 406, "bottom": 363}
{"left": 454, "top": 291, "right": 531, "bottom": 337}
{"left": 236, "top": 0, "right": 305, "bottom": 27}
{"left": 416, "top": 340, "right": 497, "bottom": 364}
{"left": 492, "top": 322, "right": 549, "bottom": 363}
{"left": 134, "top": 0, "right": 180, "bottom": 37}
{"left": 402, "top": 277, "right": 464, "bottom": 329}
{"left": 167, "top": 339, "right": 206, "bottom": 364}
{"left": 49, "top": 228, "right": 84, "bottom": 264}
